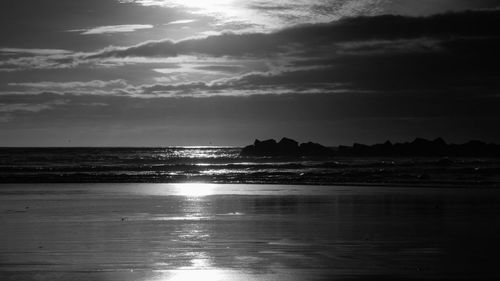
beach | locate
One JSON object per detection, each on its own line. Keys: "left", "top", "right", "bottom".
{"left": 2, "top": 0, "right": 500, "bottom": 280}
{"left": 1, "top": 183, "right": 500, "bottom": 280}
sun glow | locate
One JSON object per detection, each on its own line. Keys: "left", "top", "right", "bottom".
{"left": 121, "top": 0, "right": 277, "bottom": 28}
{"left": 124, "top": 0, "right": 240, "bottom": 15}
{"left": 121, "top": 0, "right": 384, "bottom": 31}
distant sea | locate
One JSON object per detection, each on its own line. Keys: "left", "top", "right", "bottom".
{"left": 1, "top": 147, "right": 499, "bottom": 186}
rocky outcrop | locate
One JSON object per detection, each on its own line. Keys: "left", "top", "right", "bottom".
{"left": 299, "top": 142, "right": 334, "bottom": 156}
{"left": 241, "top": 137, "right": 500, "bottom": 157}
{"left": 336, "top": 138, "right": 500, "bottom": 157}
{"left": 240, "top": 137, "right": 333, "bottom": 157}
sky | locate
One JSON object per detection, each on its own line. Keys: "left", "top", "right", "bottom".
{"left": 1, "top": 0, "right": 500, "bottom": 146}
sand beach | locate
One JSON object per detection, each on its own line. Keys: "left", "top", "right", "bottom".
{"left": 1, "top": 183, "right": 500, "bottom": 280}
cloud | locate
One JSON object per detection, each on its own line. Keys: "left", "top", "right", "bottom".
{"left": 9, "top": 80, "right": 129, "bottom": 90}
{"left": 88, "top": 10, "right": 500, "bottom": 97}
{"left": 0, "top": 99, "right": 67, "bottom": 113}
{"left": 0, "top": 48, "right": 72, "bottom": 56}
{"left": 122, "top": 0, "right": 500, "bottom": 31}
{"left": 165, "top": 19, "right": 197, "bottom": 25}
{"left": 85, "top": 10, "right": 500, "bottom": 59}
{"left": 73, "top": 24, "right": 154, "bottom": 35}
{"left": 193, "top": 65, "right": 245, "bottom": 73}
{"left": 4, "top": 10, "right": 499, "bottom": 71}
{"left": 0, "top": 51, "right": 84, "bottom": 71}
{"left": 2, "top": 10, "right": 500, "bottom": 101}
{"left": 106, "top": 69, "right": 349, "bottom": 98}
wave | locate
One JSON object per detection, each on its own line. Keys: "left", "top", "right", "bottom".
{"left": 0, "top": 147, "right": 499, "bottom": 186}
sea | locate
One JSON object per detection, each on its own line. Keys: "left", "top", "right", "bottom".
{"left": 2, "top": 148, "right": 500, "bottom": 280}
{"left": 1, "top": 147, "right": 499, "bottom": 186}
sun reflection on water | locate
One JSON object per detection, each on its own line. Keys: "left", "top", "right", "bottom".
{"left": 130, "top": 183, "right": 218, "bottom": 197}
{"left": 152, "top": 254, "right": 255, "bottom": 281}
{"left": 153, "top": 269, "right": 243, "bottom": 281}
{"left": 173, "top": 183, "right": 217, "bottom": 197}
{"left": 147, "top": 200, "right": 238, "bottom": 281}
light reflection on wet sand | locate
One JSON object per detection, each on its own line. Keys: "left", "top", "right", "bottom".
{"left": 1, "top": 184, "right": 500, "bottom": 280}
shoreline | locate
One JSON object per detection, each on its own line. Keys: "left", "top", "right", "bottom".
{"left": 1, "top": 181, "right": 498, "bottom": 189}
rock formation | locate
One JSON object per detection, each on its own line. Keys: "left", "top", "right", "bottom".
{"left": 241, "top": 137, "right": 500, "bottom": 157}
{"left": 240, "top": 137, "right": 333, "bottom": 157}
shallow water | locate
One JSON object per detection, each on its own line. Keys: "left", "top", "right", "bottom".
{"left": 1, "top": 184, "right": 500, "bottom": 280}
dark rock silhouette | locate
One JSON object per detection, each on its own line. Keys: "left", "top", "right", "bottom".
{"left": 278, "top": 137, "right": 300, "bottom": 156}
{"left": 241, "top": 139, "right": 278, "bottom": 156}
{"left": 241, "top": 137, "right": 333, "bottom": 157}
{"left": 299, "top": 142, "right": 334, "bottom": 156}
{"left": 336, "top": 138, "right": 500, "bottom": 157}
{"left": 242, "top": 137, "right": 500, "bottom": 157}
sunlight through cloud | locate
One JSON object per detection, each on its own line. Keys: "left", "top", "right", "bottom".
{"left": 120, "top": 0, "right": 388, "bottom": 30}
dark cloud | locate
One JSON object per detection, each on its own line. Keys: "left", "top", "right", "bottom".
{"left": 87, "top": 10, "right": 500, "bottom": 59}
{"left": 383, "top": 0, "right": 500, "bottom": 16}
{"left": 76, "top": 9, "right": 500, "bottom": 97}
{"left": 129, "top": 37, "right": 500, "bottom": 96}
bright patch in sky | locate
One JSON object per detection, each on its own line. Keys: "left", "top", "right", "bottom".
{"left": 77, "top": 24, "right": 154, "bottom": 35}
{"left": 124, "top": 0, "right": 266, "bottom": 27}
{"left": 165, "top": 19, "right": 197, "bottom": 25}
{"left": 121, "top": 0, "right": 386, "bottom": 30}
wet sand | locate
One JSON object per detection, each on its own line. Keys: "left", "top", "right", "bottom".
{"left": 1, "top": 183, "right": 500, "bottom": 280}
